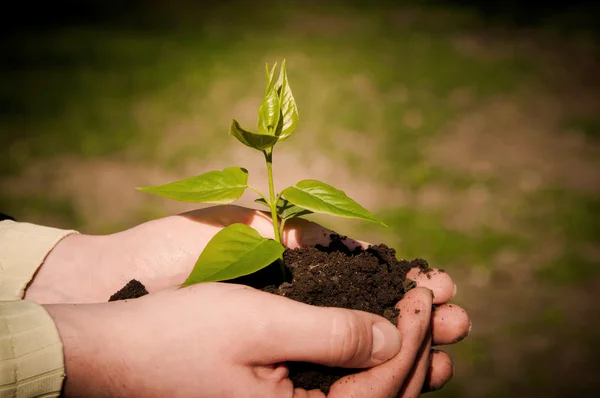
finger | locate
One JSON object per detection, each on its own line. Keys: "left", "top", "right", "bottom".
{"left": 407, "top": 268, "right": 456, "bottom": 304}
{"left": 282, "top": 217, "right": 365, "bottom": 251}
{"left": 293, "top": 388, "right": 327, "bottom": 398}
{"left": 432, "top": 304, "right": 471, "bottom": 345}
{"left": 293, "top": 389, "right": 310, "bottom": 398}
{"left": 191, "top": 205, "right": 368, "bottom": 251}
{"left": 328, "top": 287, "right": 433, "bottom": 397}
{"left": 232, "top": 366, "right": 294, "bottom": 398}
{"left": 242, "top": 290, "right": 402, "bottom": 368}
{"left": 253, "top": 366, "right": 329, "bottom": 398}
{"left": 252, "top": 363, "right": 289, "bottom": 381}
{"left": 398, "top": 329, "right": 432, "bottom": 398}
{"left": 422, "top": 349, "right": 453, "bottom": 393}
{"left": 183, "top": 205, "right": 271, "bottom": 230}
{"left": 182, "top": 205, "right": 370, "bottom": 252}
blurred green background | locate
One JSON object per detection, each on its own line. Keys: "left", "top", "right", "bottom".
{"left": 2, "top": 1, "right": 599, "bottom": 396}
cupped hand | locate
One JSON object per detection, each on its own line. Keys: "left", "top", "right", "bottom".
{"left": 27, "top": 205, "right": 452, "bottom": 303}
{"left": 44, "top": 282, "right": 467, "bottom": 398}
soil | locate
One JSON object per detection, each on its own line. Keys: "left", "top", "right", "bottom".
{"left": 110, "top": 234, "right": 427, "bottom": 393}
{"left": 108, "top": 279, "right": 149, "bottom": 301}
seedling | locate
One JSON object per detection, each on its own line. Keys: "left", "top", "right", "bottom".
{"left": 139, "top": 60, "right": 385, "bottom": 286}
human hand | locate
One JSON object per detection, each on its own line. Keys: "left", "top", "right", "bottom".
{"left": 26, "top": 205, "right": 305, "bottom": 303}
{"left": 26, "top": 205, "right": 455, "bottom": 304}
{"left": 44, "top": 282, "right": 465, "bottom": 397}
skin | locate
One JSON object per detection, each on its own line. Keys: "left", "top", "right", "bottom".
{"left": 26, "top": 205, "right": 470, "bottom": 397}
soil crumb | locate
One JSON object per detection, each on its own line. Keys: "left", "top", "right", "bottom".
{"left": 109, "top": 279, "right": 148, "bottom": 301}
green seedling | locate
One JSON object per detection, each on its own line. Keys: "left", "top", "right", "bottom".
{"left": 138, "top": 60, "right": 386, "bottom": 286}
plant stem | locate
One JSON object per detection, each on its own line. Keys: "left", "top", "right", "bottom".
{"left": 264, "top": 148, "right": 286, "bottom": 279}
{"left": 247, "top": 185, "right": 269, "bottom": 204}
{"left": 264, "top": 149, "right": 281, "bottom": 244}
{"left": 279, "top": 218, "right": 287, "bottom": 241}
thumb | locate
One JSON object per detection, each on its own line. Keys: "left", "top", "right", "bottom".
{"left": 246, "top": 293, "right": 402, "bottom": 368}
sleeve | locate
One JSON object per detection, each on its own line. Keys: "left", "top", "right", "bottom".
{"left": 0, "top": 214, "right": 14, "bottom": 222}
{"left": 0, "top": 301, "right": 65, "bottom": 398}
{"left": 0, "top": 220, "right": 79, "bottom": 397}
{"left": 0, "top": 220, "right": 78, "bottom": 301}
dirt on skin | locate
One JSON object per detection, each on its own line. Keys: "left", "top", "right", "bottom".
{"left": 110, "top": 234, "right": 428, "bottom": 393}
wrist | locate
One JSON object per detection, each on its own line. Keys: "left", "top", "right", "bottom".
{"left": 25, "top": 233, "right": 123, "bottom": 303}
{"left": 43, "top": 303, "right": 126, "bottom": 397}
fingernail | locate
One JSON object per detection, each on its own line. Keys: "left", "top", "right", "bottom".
{"left": 453, "top": 320, "right": 472, "bottom": 343}
{"left": 372, "top": 322, "right": 401, "bottom": 361}
{"left": 424, "top": 383, "right": 443, "bottom": 393}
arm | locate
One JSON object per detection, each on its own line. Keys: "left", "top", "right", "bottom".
{"left": 0, "top": 219, "right": 75, "bottom": 397}
{"left": 0, "top": 301, "right": 65, "bottom": 398}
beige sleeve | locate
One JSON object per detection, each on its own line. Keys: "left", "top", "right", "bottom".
{"left": 0, "top": 220, "right": 78, "bottom": 398}
{"left": 0, "top": 220, "right": 78, "bottom": 301}
{"left": 0, "top": 301, "right": 65, "bottom": 398}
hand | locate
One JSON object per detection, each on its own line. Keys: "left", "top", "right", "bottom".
{"left": 26, "top": 205, "right": 454, "bottom": 304}
{"left": 44, "top": 282, "right": 466, "bottom": 397}
{"left": 28, "top": 205, "right": 348, "bottom": 303}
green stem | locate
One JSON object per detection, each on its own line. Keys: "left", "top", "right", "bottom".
{"left": 264, "top": 148, "right": 281, "bottom": 244}
{"left": 275, "top": 191, "right": 283, "bottom": 204}
{"left": 264, "top": 148, "right": 286, "bottom": 279}
{"left": 247, "top": 185, "right": 269, "bottom": 204}
{"left": 279, "top": 218, "right": 287, "bottom": 242}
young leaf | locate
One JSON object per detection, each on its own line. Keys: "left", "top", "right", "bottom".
{"left": 138, "top": 167, "right": 248, "bottom": 204}
{"left": 257, "top": 86, "right": 281, "bottom": 136}
{"left": 182, "top": 223, "right": 285, "bottom": 285}
{"left": 281, "top": 180, "right": 386, "bottom": 226}
{"left": 265, "top": 62, "right": 277, "bottom": 95}
{"left": 254, "top": 197, "right": 313, "bottom": 220}
{"left": 274, "top": 60, "right": 298, "bottom": 140}
{"left": 230, "top": 119, "right": 278, "bottom": 150}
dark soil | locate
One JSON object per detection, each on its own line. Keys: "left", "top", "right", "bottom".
{"left": 108, "top": 279, "right": 148, "bottom": 301}
{"left": 264, "top": 235, "right": 427, "bottom": 392}
{"left": 110, "top": 234, "right": 428, "bottom": 393}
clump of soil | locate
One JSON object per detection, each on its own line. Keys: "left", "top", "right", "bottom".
{"left": 109, "top": 279, "right": 148, "bottom": 301}
{"left": 264, "top": 235, "right": 427, "bottom": 392}
{"left": 110, "top": 234, "right": 428, "bottom": 393}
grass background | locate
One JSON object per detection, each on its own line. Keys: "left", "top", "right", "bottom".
{"left": 1, "top": 1, "right": 599, "bottom": 396}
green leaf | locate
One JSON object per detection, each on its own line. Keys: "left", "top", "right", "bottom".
{"left": 254, "top": 197, "right": 313, "bottom": 220}
{"left": 281, "top": 180, "right": 386, "bottom": 226}
{"left": 258, "top": 85, "right": 281, "bottom": 135}
{"left": 274, "top": 60, "right": 298, "bottom": 140}
{"left": 265, "top": 62, "right": 277, "bottom": 95}
{"left": 229, "top": 119, "right": 278, "bottom": 151}
{"left": 137, "top": 167, "right": 248, "bottom": 204}
{"left": 182, "top": 223, "right": 285, "bottom": 285}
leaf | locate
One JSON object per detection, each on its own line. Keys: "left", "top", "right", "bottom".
{"left": 274, "top": 60, "right": 298, "bottom": 140}
{"left": 137, "top": 167, "right": 248, "bottom": 204}
{"left": 254, "top": 198, "right": 270, "bottom": 209}
{"left": 254, "top": 197, "right": 313, "bottom": 220}
{"left": 182, "top": 223, "right": 285, "bottom": 285}
{"left": 281, "top": 180, "right": 386, "bottom": 226}
{"left": 265, "top": 62, "right": 277, "bottom": 95}
{"left": 257, "top": 85, "right": 281, "bottom": 135}
{"left": 230, "top": 119, "right": 278, "bottom": 151}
